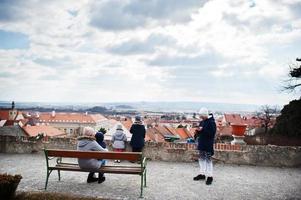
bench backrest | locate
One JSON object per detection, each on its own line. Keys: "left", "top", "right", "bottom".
{"left": 45, "top": 149, "right": 142, "bottom": 161}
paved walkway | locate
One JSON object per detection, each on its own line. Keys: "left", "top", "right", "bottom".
{"left": 0, "top": 153, "right": 300, "bottom": 200}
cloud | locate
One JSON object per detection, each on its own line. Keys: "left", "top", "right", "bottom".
{"left": 0, "top": 0, "right": 29, "bottom": 22}
{"left": 90, "top": 0, "right": 204, "bottom": 30}
{"left": 146, "top": 51, "right": 222, "bottom": 67}
{"left": 108, "top": 33, "right": 176, "bottom": 55}
{"left": 0, "top": 0, "right": 300, "bottom": 105}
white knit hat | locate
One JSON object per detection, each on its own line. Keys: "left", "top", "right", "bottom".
{"left": 83, "top": 127, "right": 95, "bottom": 137}
{"left": 198, "top": 107, "right": 209, "bottom": 116}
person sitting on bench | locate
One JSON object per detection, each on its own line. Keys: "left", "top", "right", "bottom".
{"left": 77, "top": 127, "right": 108, "bottom": 183}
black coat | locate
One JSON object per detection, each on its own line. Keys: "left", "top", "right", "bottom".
{"left": 130, "top": 123, "right": 146, "bottom": 148}
{"left": 95, "top": 132, "right": 106, "bottom": 149}
{"left": 197, "top": 117, "right": 216, "bottom": 155}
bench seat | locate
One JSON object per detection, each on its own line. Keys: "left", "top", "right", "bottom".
{"left": 44, "top": 149, "right": 147, "bottom": 198}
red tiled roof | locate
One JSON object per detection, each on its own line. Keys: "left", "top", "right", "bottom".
{"left": 22, "top": 125, "right": 66, "bottom": 137}
{"left": 154, "top": 126, "right": 170, "bottom": 137}
{"left": 164, "top": 126, "right": 178, "bottom": 136}
{"left": 0, "top": 110, "right": 9, "bottom": 120}
{"left": 90, "top": 114, "right": 107, "bottom": 122}
{"left": 176, "top": 128, "right": 190, "bottom": 139}
{"left": 121, "top": 118, "right": 133, "bottom": 131}
{"left": 4, "top": 120, "right": 15, "bottom": 126}
{"left": 38, "top": 112, "right": 107, "bottom": 124}
{"left": 146, "top": 128, "right": 165, "bottom": 142}
{"left": 224, "top": 114, "right": 243, "bottom": 125}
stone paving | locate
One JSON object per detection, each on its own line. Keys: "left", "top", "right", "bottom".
{"left": 0, "top": 153, "right": 301, "bottom": 200}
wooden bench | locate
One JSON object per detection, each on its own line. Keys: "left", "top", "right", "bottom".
{"left": 44, "top": 149, "right": 147, "bottom": 198}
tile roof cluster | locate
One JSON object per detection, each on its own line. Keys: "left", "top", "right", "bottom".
{"left": 0, "top": 110, "right": 9, "bottom": 120}
{"left": 146, "top": 125, "right": 194, "bottom": 142}
{"left": 38, "top": 112, "right": 107, "bottom": 124}
{"left": 224, "top": 114, "right": 243, "bottom": 125}
{"left": 0, "top": 109, "right": 24, "bottom": 126}
{"left": 22, "top": 125, "right": 66, "bottom": 137}
{"left": 120, "top": 118, "right": 133, "bottom": 131}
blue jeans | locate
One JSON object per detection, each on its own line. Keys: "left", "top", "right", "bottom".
{"left": 99, "top": 159, "right": 106, "bottom": 166}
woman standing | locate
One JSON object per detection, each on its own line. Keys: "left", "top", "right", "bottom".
{"left": 130, "top": 116, "right": 146, "bottom": 152}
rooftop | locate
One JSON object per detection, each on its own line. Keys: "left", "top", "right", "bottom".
{"left": 38, "top": 112, "right": 107, "bottom": 124}
{"left": 1, "top": 153, "right": 300, "bottom": 200}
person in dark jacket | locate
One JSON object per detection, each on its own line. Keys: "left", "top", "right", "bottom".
{"left": 77, "top": 127, "right": 108, "bottom": 184}
{"left": 193, "top": 108, "right": 216, "bottom": 185}
{"left": 130, "top": 116, "right": 146, "bottom": 152}
{"left": 95, "top": 131, "right": 106, "bottom": 149}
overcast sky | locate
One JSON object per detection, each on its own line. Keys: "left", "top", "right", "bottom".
{"left": 0, "top": 0, "right": 300, "bottom": 106}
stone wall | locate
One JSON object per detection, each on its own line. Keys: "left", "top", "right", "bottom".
{"left": 0, "top": 136, "right": 300, "bottom": 167}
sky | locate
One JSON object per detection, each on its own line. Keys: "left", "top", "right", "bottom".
{"left": 0, "top": 0, "right": 300, "bottom": 106}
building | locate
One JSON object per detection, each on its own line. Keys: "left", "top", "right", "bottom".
{"left": 0, "top": 102, "right": 24, "bottom": 127}
{"left": 37, "top": 111, "right": 107, "bottom": 136}
{"left": 22, "top": 125, "right": 66, "bottom": 138}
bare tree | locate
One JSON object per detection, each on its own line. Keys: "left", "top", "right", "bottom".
{"left": 283, "top": 58, "right": 301, "bottom": 93}
{"left": 257, "top": 105, "right": 280, "bottom": 134}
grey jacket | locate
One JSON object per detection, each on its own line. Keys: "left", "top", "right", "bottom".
{"left": 111, "top": 130, "right": 127, "bottom": 149}
{"left": 77, "top": 136, "right": 108, "bottom": 170}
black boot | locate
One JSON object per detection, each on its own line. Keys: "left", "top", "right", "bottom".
{"left": 206, "top": 177, "right": 213, "bottom": 185}
{"left": 193, "top": 174, "right": 206, "bottom": 181}
{"left": 98, "top": 172, "right": 106, "bottom": 184}
{"left": 87, "top": 172, "right": 98, "bottom": 183}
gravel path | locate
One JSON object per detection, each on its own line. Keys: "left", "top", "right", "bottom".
{"left": 0, "top": 153, "right": 300, "bottom": 200}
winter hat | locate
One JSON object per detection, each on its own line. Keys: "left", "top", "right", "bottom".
{"left": 83, "top": 127, "right": 95, "bottom": 137}
{"left": 116, "top": 124, "right": 123, "bottom": 130}
{"left": 95, "top": 131, "right": 104, "bottom": 142}
{"left": 135, "top": 116, "right": 142, "bottom": 122}
{"left": 198, "top": 107, "right": 209, "bottom": 117}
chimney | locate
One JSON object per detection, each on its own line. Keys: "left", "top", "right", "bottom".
{"left": 51, "top": 110, "right": 55, "bottom": 117}
{"left": 12, "top": 101, "right": 15, "bottom": 110}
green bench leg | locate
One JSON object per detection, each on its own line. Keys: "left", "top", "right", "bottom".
{"left": 144, "top": 169, "right": 147, "bottom": 187}
{"left": 140, "top": 174, "right": 144, "bottom": 198}
{"left": 45, "top": 170, "right": 52, "bottom": 190}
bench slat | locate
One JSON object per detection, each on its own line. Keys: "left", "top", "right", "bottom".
{"left": 50, "top": 165, "right": 143, "bottom": 174}
{"left": 47, "top": 149, "right": 141, "bottom": 161}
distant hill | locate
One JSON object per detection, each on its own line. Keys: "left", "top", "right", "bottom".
{"left": 0, "top": 101, "right": 265, "bottom": 113}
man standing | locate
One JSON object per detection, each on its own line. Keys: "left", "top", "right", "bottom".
{"left": 130, "top": 116, "right": 146, "bottom": 152}
{"left": 193, "top": 108, "right": 216, "bottom": 185}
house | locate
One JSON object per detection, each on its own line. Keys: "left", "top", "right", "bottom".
{"left": 22, "top": 125, "right": 66, "bottom": 138}
{"left": 37, "top": 111, "right": 107, "bottom": 136}
{"left": 0, "top": 105, "right": 24, "bottom": 127}
{"left": 146, "top": 127, "right": 165, "bottom": 142}
{"left": 222, "top": 114, "right": 243, "bottom": 126}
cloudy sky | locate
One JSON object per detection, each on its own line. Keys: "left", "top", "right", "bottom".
{"left": 0, "top": 0, "right": 300, "bottom": 106}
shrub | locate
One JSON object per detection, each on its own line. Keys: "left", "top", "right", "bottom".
{"left": 272, "top": 99, "right": 301, "bottom": 137}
